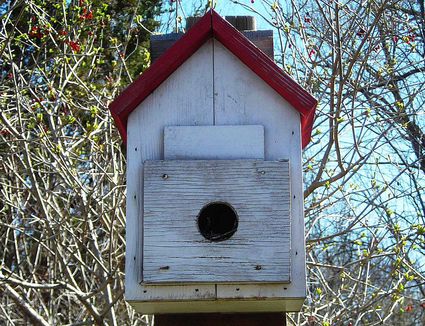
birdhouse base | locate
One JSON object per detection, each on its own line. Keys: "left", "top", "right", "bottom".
{"left": 128, "top": 297, "right": 304, "bottom": 314}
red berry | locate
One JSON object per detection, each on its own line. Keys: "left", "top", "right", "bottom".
{"left": 67, "top": 41, "right": 81, "bottom": 52}
{"left": 0, "top": 129, "right": 11, "bottom": 136}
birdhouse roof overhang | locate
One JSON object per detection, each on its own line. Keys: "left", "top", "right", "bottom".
{"left": 109, "top": 10, "right": 317, "bottom": 148}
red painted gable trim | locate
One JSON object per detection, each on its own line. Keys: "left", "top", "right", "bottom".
{"left": 211, "top": 12, "right": 317, "bottom": 147}
{"left": 109, "top": 10, "right": 317, "bottom": 148}
{"left": 109, "top": 12, "right": 213, "bottom": 143}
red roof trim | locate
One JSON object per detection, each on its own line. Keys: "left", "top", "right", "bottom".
{"left": 109, "top": 10, "right": 317, "bottom": 148}
{"left": 109, "top": 12, "right": 213, "bottom": 143}
{"left": 211, "top": 12, "right": 317, "bottom": 147}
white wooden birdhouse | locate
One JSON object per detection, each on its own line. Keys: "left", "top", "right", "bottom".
{"left": 109, "top": 10, "right": 317, "bottom": 314}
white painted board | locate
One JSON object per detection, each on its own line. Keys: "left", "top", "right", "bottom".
{"left": 164, "top": 125, "right": 264, "bottom": 160}
{"left": 143, "top": 160, "right": 291, "bottom": 284}
{"left": 130, "top": 297, "right": 304, "bottom": 314}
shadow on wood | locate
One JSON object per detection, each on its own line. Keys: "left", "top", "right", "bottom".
{"left": 155, "top": 313, "right": 286, "bottom": 326}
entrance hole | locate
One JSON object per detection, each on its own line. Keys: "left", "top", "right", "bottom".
{"left": 197, "top": 202, "right": 238, "bottom": 242}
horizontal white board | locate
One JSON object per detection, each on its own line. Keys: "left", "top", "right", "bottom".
{"left": 143, "top": 160, "right": 291, "bottom": 284}
{"left": 130, "top": 297, "right": 304, "bottom": 314}
{"left": 164, "top": 125, "right": 264, "bottom": 160}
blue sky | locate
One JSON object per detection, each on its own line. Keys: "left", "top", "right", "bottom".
{"left": 159, "top": 0, "right": 272, "bottom": 32}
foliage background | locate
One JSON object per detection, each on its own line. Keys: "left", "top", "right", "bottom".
{"left": 0, "top": 0, "right": 424, "bottom": 325}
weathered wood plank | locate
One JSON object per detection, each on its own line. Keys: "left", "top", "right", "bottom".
{"left": 242, "top": 30, "right": 274, "bottom": 59}
{"left": 164, "top": 125, "right": 264, "bottom": 160}
{"left": 150, "top": 33, "right": 184, "bottom": 63}
{"left": 143, "top": 160, "right": 291, "bottom": 284}
{"left": 150, "top": 29, "right": 274, "bottom": 63}
{"left": 225, "top": 16, "right": 256, "bottom": 31}
{"left": 134, "top": 284, "right": 216, "bottom": 301}
{"left": 130, "top": 298, "right": 303, "bottom": 313}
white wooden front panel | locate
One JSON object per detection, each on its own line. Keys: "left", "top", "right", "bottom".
{"left": 125, "top": 38, "right": 306, "bottom": 312}
{"left": 164, "top": 125, "right": 264, "bottom": 160}
{"left": 143, "top": 160, "right": 291, "bottom": 284}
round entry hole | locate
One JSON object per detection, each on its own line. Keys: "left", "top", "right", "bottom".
{"left": 197, "top": 202, "right": 238, "bottom": 242}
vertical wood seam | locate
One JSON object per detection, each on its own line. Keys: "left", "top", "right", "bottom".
{"left": 140, "top": 162, "right": 144, "bottom": 282}
{"left": 213, "top": 38, "right": 216, "bottom": 126}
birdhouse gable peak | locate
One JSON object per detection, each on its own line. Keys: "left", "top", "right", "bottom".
{"left": 109, "top": 9, "right": 317, "bottom": 148}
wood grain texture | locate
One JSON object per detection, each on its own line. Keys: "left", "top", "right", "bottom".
{"left": 164, "top": 125, "right": 264, "bottom": 160}
{"left": 143, "top": 160, "right": 291, "bottom": 284}
{"left": 125, "top": 40, "right": 215, "bottom": 301}
{"left": 129, "top": 298, "right": 304, "bottom": 314}
{"left": 213, "top": 40, "right": 307, "bottom": 300}
{"left": 134, "top": 284, "right": 215, "bottom": 301}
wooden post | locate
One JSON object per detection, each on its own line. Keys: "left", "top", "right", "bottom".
{"left": 186, "top": 16, "right": 202, "bottom": 30}
{"left": 187, "top": 15, "right": 256, "bottom": 31}
{"left": 156, "top": 313, "right": 287, "bottom": 326}
{"left": 225, "top": 16, "right": 256, "bottom": 31}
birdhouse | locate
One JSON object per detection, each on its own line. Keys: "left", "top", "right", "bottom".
{"left": 109, "top": 10, "right": 317, "bottom": 314}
